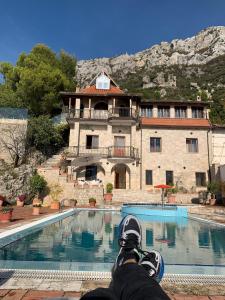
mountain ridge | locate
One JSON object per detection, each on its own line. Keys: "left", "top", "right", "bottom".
{"left": 77, "top": 26, "right": 225, "bottom": 90}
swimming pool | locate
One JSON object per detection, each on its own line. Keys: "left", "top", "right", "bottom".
{"left": 0, "top": 210, "right": 224, "bottom": 274}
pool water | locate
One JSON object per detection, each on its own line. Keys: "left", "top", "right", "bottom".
{"left": 0, "top": 211, "right": 225, "bottom": 272}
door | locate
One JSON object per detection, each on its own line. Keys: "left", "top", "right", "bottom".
{"left": 114, "top": 136, "right": 125, "bottom": 157}
{"left": 114, "top": 165, "right": 126, "bottom": 189}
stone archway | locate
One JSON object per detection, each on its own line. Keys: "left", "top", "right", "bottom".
{"left": 94, "top": 102, "right": 108, "bottom": 110}
{"left": 111, "top": 164, "right": 130, "bottom": 189}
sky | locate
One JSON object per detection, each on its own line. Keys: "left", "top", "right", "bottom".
{"left": 0, "top": 0, "right": 225, "bottom": 64}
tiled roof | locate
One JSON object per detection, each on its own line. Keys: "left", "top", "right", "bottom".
{"left": 141, "top": 117, "right": 211, "bottom": 128}
{"left": 79, "top": 84, "right": 124, "bottom": 95}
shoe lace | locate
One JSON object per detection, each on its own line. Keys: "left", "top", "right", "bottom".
{"left": 119, "top": 237, "right": 140, "bottom": 250}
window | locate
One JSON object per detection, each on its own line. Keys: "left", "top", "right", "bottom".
{"left": 166, "top": 171, "right": 174, "bottom": 185}
{"left": 86, "top": 135, "right": 99, "bottom": 149}
{"left": 196, "top": 172, "right": 206, "bottom": 187}
{"left": 146, "top": 170, "right": 153, "bottom": 185}
{"left": 158, "top": 106, "right": 170, "bottom": 118}
{"left": 96, "top": 74, "right": 110, "bottom": 90}
{"left": 140, "top": 106, "right": 153, "bottom": 118}
{"left": 186, "top": 138, "right": 198, "bottom": 153}
{"left": 85, "top": 165, "right": 97, "bottom": 181}
{"left": 192, "top": 107, "right": 204, "bottom": 118}
{"left": 150, "top": 137, "right": 161, "bottom": 152}
{"left": 175, "top": 107, "right": 187, "bottom": 118}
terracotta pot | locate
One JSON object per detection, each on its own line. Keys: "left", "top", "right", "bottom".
{"left": 89, "top": 202, "right": 96, "bottom": 208}
{"left": 210, "top": 198, "right": 216, "bottom": 206}
{"left": 0, "top": 200, "right": 3, "bottom": 207}
{"left": 17, "top": 200, "right": 24, "bottom": 207}
{"left": 0, "top": 211, "right": 12, "bottom": 223}
{"left": 167, "top": 195, "right": 176, "bottom": 203}
{"left": 33, "top": 198, "right": 41, "bottom": 205}
{"left": 32, "top": 207, "right": 41, "bottom": 215}
{"left": 51, "top": 201, "right": 60, "bottom": 210}
{"left": 104, "top": 193, "right": 113, "bottom": 202}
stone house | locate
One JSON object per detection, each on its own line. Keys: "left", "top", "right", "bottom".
{"left": 61, "top": 72, "right": 211, "bottom": 192}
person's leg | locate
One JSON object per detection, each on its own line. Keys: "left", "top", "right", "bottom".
{"left": 81, "top": 215, "right": 170, "bottom": 300}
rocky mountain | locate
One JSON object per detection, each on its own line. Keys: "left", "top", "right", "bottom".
{"left": 76, "top": 26, "right": 225, "bottom": 103}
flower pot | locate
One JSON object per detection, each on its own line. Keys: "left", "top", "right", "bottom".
{"left": 167, "top": 195, "right": 176, "bottom": 203}
{"left": 104, "top": 193, "right": 113, "bottom": 202}
{"left": 33, "top": 198, "right": 41, "bottom": 205}
{"left": 32, "top": 207, "right": 40, "bottom": 215}
{"left": 210, "top": 198, "right": 216, "bottom": 206}
{"left": 0, "top": 211, "right": 13, "bottom": 223}
{"left": 51, "top": 201, "right": 60, "bottom": 210}
{"left": 17, "top": 200, "right": 24, "bottom": 207}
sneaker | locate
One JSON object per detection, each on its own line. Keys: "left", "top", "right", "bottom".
{"left": 113, "top": 215, "right": 142, "bottom": 272}
{"left": 140, "top": 250, "right": 164, "bottom": 283}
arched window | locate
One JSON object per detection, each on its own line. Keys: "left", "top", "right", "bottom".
{"left": 94, "top": 102, "right": 108, "bottom": 110}
{"left": 96, "top": 74, "right": 110, "bottom": 90}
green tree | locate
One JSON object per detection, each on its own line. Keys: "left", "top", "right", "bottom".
{"left": 0, "top": 44, "right": 76, "bottom": 116}
{"left": 27, "top": 115, "right": 64, "bottom": 155}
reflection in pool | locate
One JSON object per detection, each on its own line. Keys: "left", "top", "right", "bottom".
{"left": 0, "top": 211, "right": 224, "bottom": 268}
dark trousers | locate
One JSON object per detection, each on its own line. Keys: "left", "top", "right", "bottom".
{"left": 80, "top": 263, "right": 170, "bottom": 300}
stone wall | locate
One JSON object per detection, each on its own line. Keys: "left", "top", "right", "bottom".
{"left": 141, "top": 127, "right": 210, "bottom": 191}
{"left": 0, "top": 118, "right": 28, "bottom": 163}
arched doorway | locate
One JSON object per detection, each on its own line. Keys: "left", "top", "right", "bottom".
{"left": 94, "top": 102, "right": 108, "bottom": 110}
{"left": 94, "top": 102, "right": 108, "bottom": 119}
{"left": 111, "top": 164, "right": 130, "bottom": 189}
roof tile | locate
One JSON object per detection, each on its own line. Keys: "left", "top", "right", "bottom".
{"left": 79, "top": 85, "right": 124, "bottom": 95}
{"left": 141, "top": 117, "right": 211, "bottom": 128}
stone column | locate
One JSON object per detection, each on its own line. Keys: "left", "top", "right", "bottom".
{"left": 153, "top": 105, "right": 157, "bottom": 118}
{"left": 170, "top": 106, "right": 175, "bottom": 118}
{"left": 187, "top": 106, "right": 192, "bottom": 118}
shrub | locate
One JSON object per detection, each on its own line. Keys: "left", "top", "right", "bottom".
{"left": 89, "top": 197, "right": 96, "bottom": 203}
{"left": 49, "top": 184, "right": 63, "bottom": 202}
{"left": 29, "top": 173, "right": 47, "bottom": 197}
{"left": 17, "top": 194, "right": 26, "bottom": 202}
{"left": 106, "top": 183, "right": 113, "bottom": 194}
{"left": 1, "top": 207, "right": 13, "bottom": 214}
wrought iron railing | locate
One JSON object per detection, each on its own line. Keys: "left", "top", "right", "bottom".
{"left": 63, "top": 107, "right": 138, "bottom": 120}
{"left": 108, "top": 107, "right": 137, "bottom": 119}
{"left": 67, "top": 146, "right": 139, "bottom": 159}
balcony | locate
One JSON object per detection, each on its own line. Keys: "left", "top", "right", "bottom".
{"left": 63, "top": 107, "right": 138, "bottom": 124}
{"left": 66, "top": 146, "right": 139, "bottom": 160}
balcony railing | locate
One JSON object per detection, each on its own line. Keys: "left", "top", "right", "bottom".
{"left": 109, "top": 107, "right": 138, "bottom": 119}
{"left": 67, "top": 146, "right": 139, "bottom": 159}
{"left": 63, "top": 107, "right": 138, "bottom": 120}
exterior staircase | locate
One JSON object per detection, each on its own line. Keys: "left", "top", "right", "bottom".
{"left": 112, "top": 189, "right": 162, "bottom": 204}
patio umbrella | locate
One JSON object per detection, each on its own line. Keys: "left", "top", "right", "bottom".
{"left": 154, "top": 184, "right": 173, "bottom": 207}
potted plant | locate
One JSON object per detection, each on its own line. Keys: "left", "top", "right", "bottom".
{"left": 167, "top": 187, "right": 178, "bottom": 203}
{"left": 0, "top": 207, "right": 13, "bottom": 223}
{"left": 207, "top": 181, "right": 220, "bottom": 205}
{"left": 29, "top": 173, "right": 47, "bottom": 204}
{"left": 0, "top": 195, "right": 5, "bottom": 207}
{"left": 50, "top": 184, "right": 62, "bottom": 210}
{"left": 33, "top": 204, "right": 42, "bottom": 216}
{"left": 104, "top": 183, "right": 113, "bottom": 202}
{"left": 89, "top": 197, "right": 96, "bottom": 207}
{"left": 16, "top": 194, "right": 26, "bottom": 207}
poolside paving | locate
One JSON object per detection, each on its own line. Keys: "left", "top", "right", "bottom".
{"left": 0, "top": 206, "right": 62, "bottom": 232}
{"left": 0, "top": 289, "right": 224, "bottom": 299}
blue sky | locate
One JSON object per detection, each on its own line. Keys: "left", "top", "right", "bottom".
{"left": 0, "top": 0, "right": 225, "bottom": 64}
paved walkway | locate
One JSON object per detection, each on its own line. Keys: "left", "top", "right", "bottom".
{"left": 0, "top": 289, "right": 224, "bottom": 300}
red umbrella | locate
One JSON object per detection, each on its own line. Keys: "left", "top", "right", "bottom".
{"left": 153, "top": 184, "right": 174, "bottom": 206}
{"left": 154, "top": 184, "right": 173, "bottom": 189}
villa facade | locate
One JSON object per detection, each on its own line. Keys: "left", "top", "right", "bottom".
{"left": 61, "top": 72, "right": 211, "bottom": 192}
